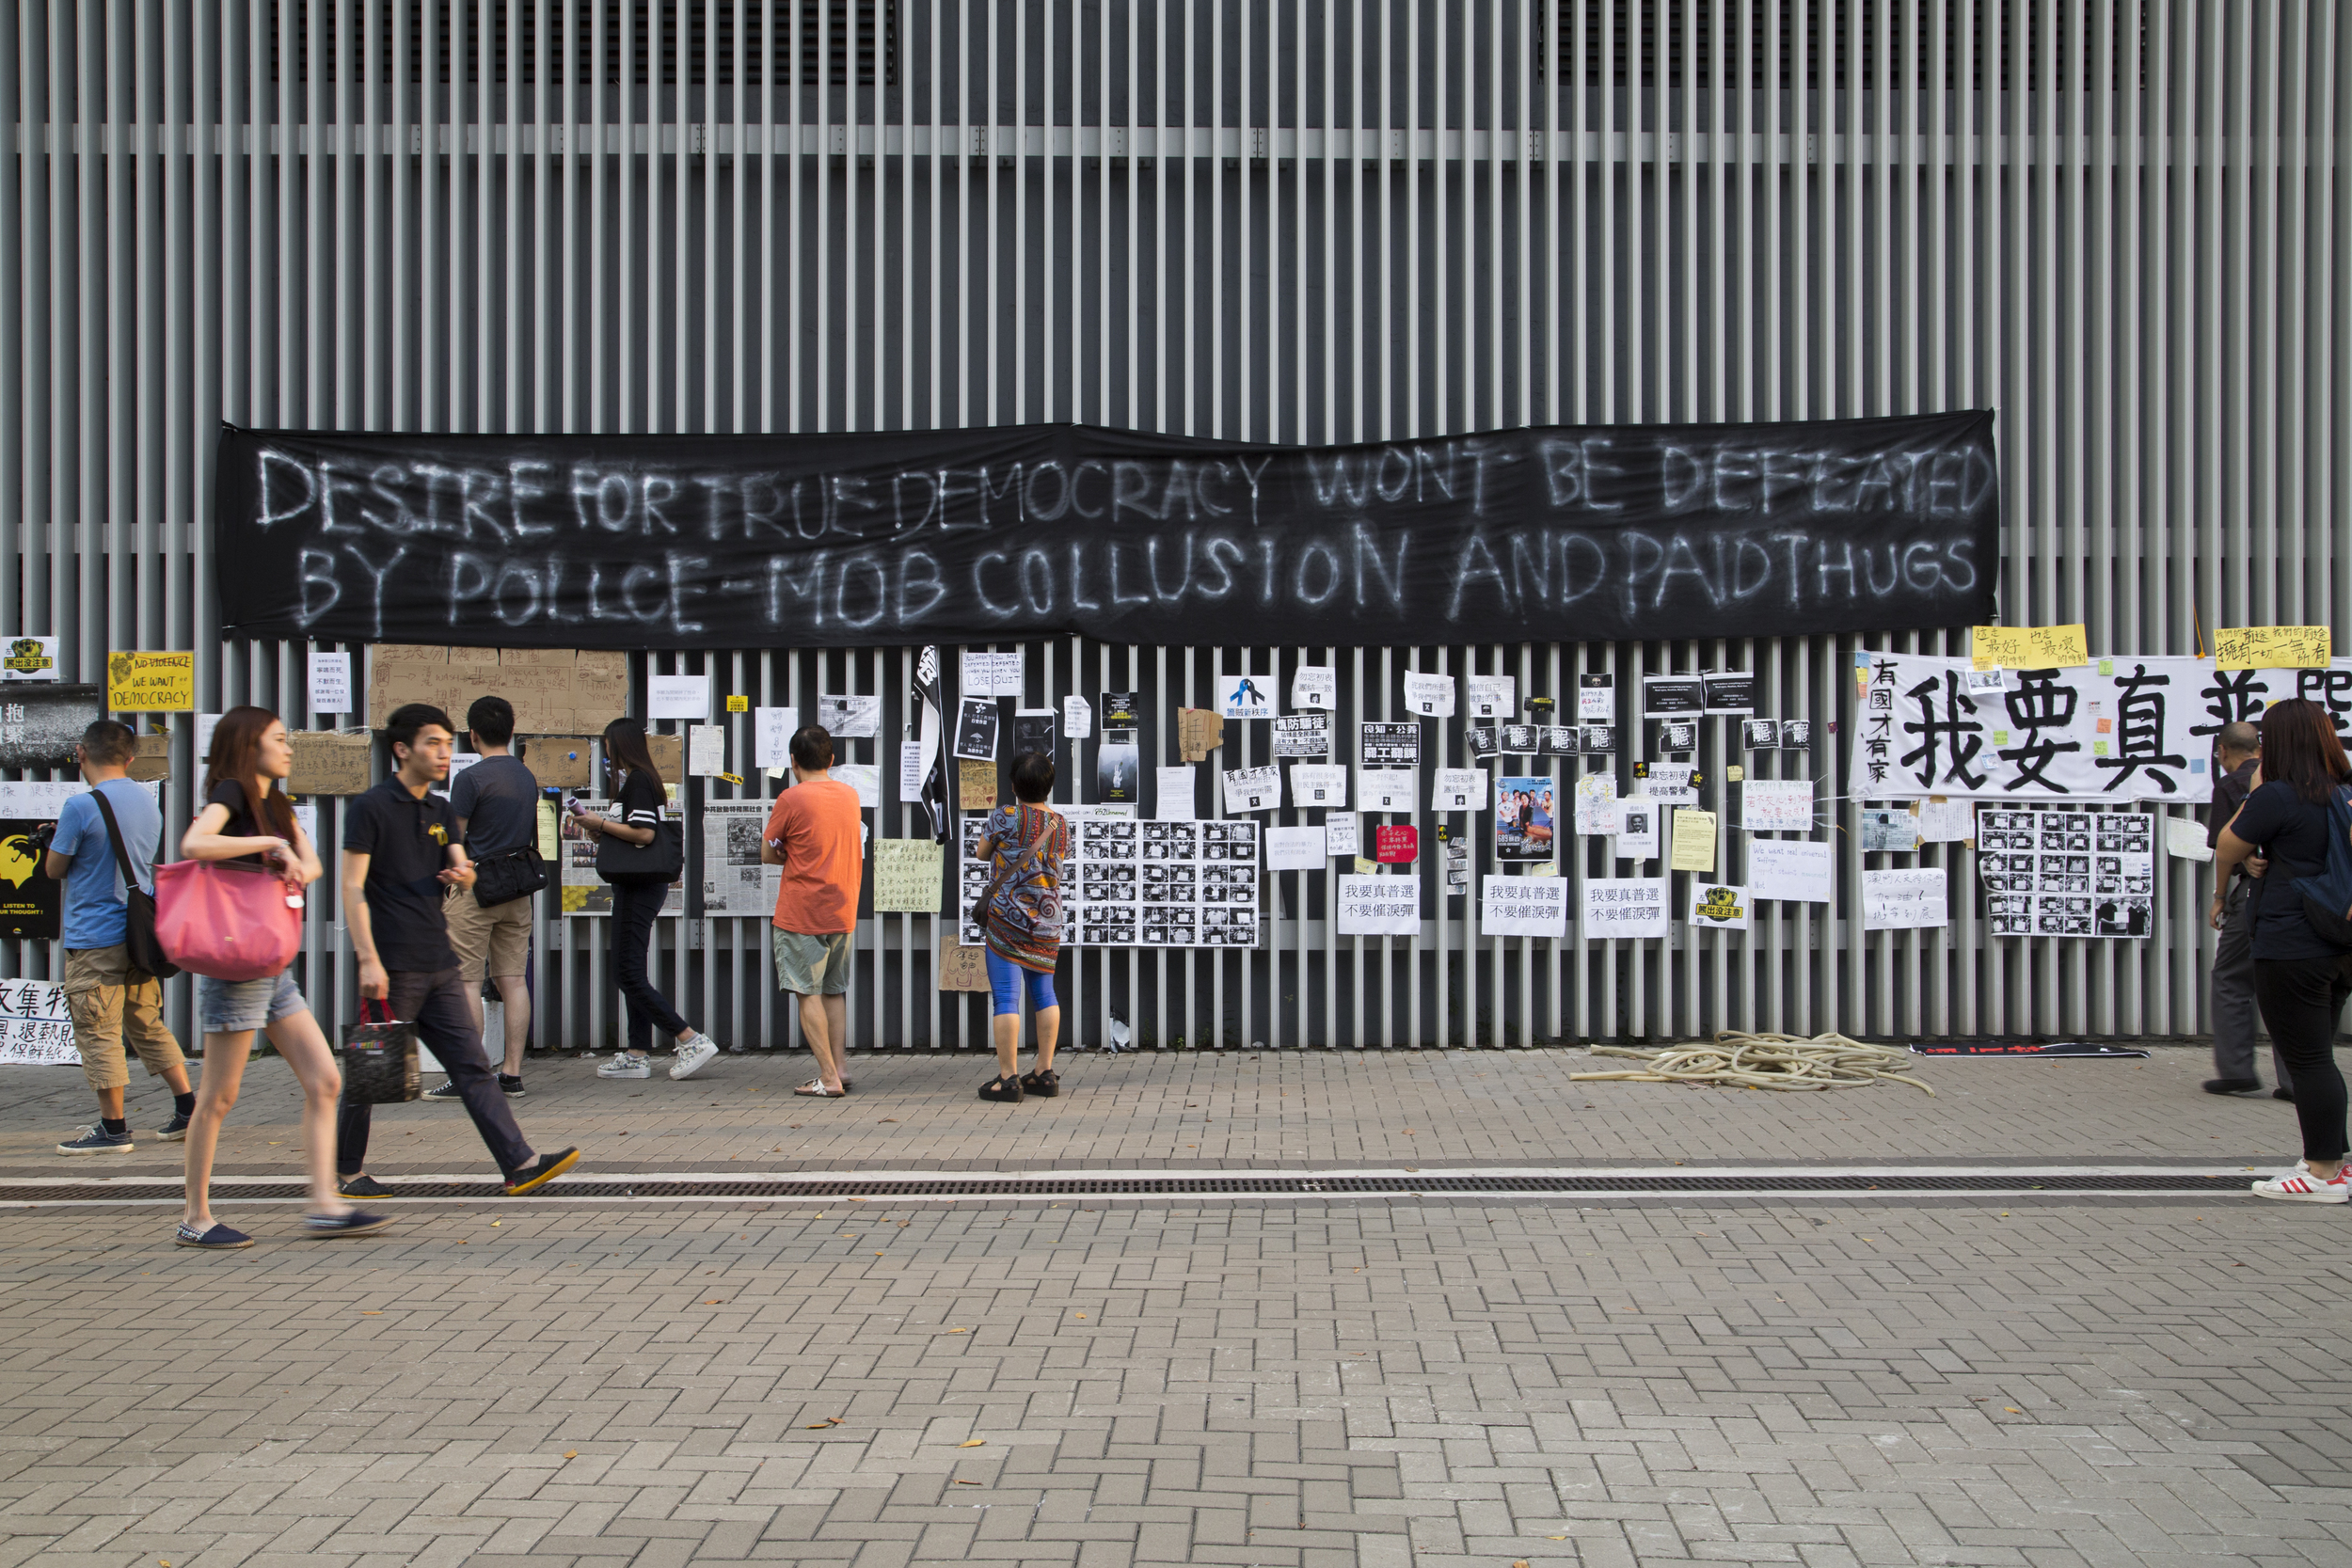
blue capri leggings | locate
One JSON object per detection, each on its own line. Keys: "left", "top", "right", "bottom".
{"left": 985, "top": 949, "right": 1059, "bottom": 1017}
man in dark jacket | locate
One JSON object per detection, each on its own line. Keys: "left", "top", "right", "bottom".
{"left": 2205, "top": 721, "right": 2287, "bottom": 1097}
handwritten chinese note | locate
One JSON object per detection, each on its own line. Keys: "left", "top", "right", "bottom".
{"left": 2213, "top": 626, "right": 2331, "bottom": 672}
{"left": 1971, "top": 624, "right": 2090, "bottom": 672}
{"left": 872, "top": 839, "right": 945, "bottom": 913}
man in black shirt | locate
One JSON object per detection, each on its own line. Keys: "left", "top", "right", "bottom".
{"left": 2204, "top": 721, "right": 2285, "bottom": 1098}
{"left": 443, "top": 695, "right": 541, "bottom": 1095}
{"left": 337, "top": 704, "right": 579, "bottom": 1196}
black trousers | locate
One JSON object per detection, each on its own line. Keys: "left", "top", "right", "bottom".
{"left": 338, "top": 967, "right": 534, "bottom": 1177}
{"left": 611, "top": 879, "right": 690, "bottom": 1053}
{"left": 2250, "top": 954, "right": 2352, "bottom": 1164}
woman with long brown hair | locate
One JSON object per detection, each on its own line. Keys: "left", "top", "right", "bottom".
{"left": 565, "top": 718, "right": 722, "bottom": 1080}
{"left": 175, "top": 705, "right": 388, "bottom": 1247}
{"left": 2212, "top": 697, "right": 2352, "bottom": 1203}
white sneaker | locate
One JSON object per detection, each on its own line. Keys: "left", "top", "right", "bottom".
{"left": 2250, "top": 1164, "right": 2348, "bottom": 1203}
{"left": 670, "top": 1038, "right": 720, "bottom": 1080}
{"left": 596, "top": 1052, "right": 653, "bottom": 1080}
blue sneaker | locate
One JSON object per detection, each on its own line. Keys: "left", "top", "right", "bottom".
{"left": 175, "top": 1222, "right": 253, "bottom": 1249}
{"left": 57, "top": 1125, "right": 134, "bottom": 1155}
{"left": 304, "top": 1211, "right": 395, "bottom": 1237}
{"left": 154, "top": 1111, "right": 191, "bottom": 1141}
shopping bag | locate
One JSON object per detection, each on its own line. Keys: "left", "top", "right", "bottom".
{"left": 341, "top": 999, "right": 421, "bottom": 1105}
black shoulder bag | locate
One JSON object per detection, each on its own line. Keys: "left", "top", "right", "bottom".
{"left": 87, "top": 790, "right": 182, "bottom": 980}
{"left": 469, "top": 844, "right": 548, "bottom": 908}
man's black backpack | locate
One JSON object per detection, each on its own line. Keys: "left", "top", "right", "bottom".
{"left": 87, "top": 789, "right": 182, "bottom": 980}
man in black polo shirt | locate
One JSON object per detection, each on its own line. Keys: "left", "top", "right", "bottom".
{"left": 337, "top": 704, "right": 579, "bottom": 1196}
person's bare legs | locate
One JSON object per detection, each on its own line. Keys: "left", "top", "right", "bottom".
{"left": 492, "top": 974, "right": 531, "bottom": 1076}
{"left": 796, "top": 991, "right": 845, "bottom": 1091}
{"left": 1033, "top": 1005, "right": 1059, "bottom": 1075}
{"left": 261, "top": 1009, "right": 350, "bottom": 1217}
{"left": 822, "top": 993, "right": 847, "bottom": 1083}
{"left": 182, "top": 1031, "right": 254, "bottom": 1229}
{"left": 992, "top": 1010, "right": 1021, "bottom": 1081}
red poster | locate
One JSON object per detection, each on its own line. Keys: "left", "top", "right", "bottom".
{"left": 1375, "top": 824, "right": 1419, "bottom": 864}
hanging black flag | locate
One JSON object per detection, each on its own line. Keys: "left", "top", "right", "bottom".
{"left": 913, "top": 645, "right": 951, "bottom": 845}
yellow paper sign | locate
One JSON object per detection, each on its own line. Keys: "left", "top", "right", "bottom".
{"left": 1668, "top": 807, "right": 1718, "bottom": 873}
{"left": 2213, "top": 626, "right": 2331, "bottom": 672}
{"left": 725, "top": 694, "right": 750, "bottom": 712}
{"left": 105, "top": 650, "right": 196, "bottom": 712}
{"left": 872, "top": 838, "right": 945, "bottom": 913}
{"left": 1970, "top": 625, "right": 2089, "bottom": 672}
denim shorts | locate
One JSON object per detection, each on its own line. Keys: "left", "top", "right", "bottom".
{"left": 197, "top": 969, "right": 309, "bottom": 1035}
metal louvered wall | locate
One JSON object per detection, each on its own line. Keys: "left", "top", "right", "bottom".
{"left": 3, "top": 2, "right": 2344, "bottom": 1049}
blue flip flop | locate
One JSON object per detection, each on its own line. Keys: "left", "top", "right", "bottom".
{"left": 175, "top": 1222, "right": 253, "bottom": 1250}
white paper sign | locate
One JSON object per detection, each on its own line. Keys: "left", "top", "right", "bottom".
{"left": 0, "top": 634, "right": 59, "bottom": 682}
{"left": 1219, "top": 671, "right": 1275, "bottom": 721}
{"left": 0, "top": 979, "right": 77, "bottom": 1065}
{"left": 1751, "top": 839, "right": 1836, "bottom": 903}
{"left": 1482, "top": 875, "right": 1568, "bottom": 937}
{"left": 1154, "top": 766, "right": 1199, "bottom": 822}
{"left": 291, "top": 800, "right": 319, "bottom": 847}
{"left": 1613, "top": 800, "right": 1660, "bottom": 858}
{"left": 1916, "top": 797, "right": 1976, "bottom": 843}
{"left": 832, "top": 762, "right": 882, "bottom": 808}
{"left": 196, "top": 712, "right": 222, "bottom": 766}
{"left": 2164, "top": 816, "right": 2215, "bottom": 863}
{"left": 1291, "top": 764, "right": 1348, "bottom": 807}
{"left": 1337, "top": 874, "right": 1421, "bottom": 936}
{"left": 1063, "top": 695, "right": 1093, "bottom": 739}
{"left": 1582, "top": 878, "right": 1669, "bottom": 939}
{"left": 1573, "top": 773, "right": 1619, "bottom": 835}
{"left": 688, "top": 724, "right": 725, "bottom": 777}
{"left": 0, "top": 779, "right": 157, "bottom": 816}
{"left": 817, "top": 693, "right": 882, "bottom": 738}
{"left": 647, "top": 673, "right": 711, "bottom": 721}
{"left": 1221, "top": 765, "right": 1282, "bottom": 813}
{"left": 1291, "top": 666, "right": 1337, "bottom": 710}
{"left": 1266, "top": 826, "right": 1326, "bottom": 872}
{"left": 961, "top": 651, "right": 1025, "bottom": 699}
{"left": 1432, "top": 768, "right": 1486, "bottom": 813}
{"left": 1740, "top": 779, "right": 1817, "bottom": 832}
{"left": 754, "top": 707, "right": 792, "bottom": 769}
{"left": 1641, "top": 763, "right": 1697, "bottom": 805}
{"left": 1360, "top": 768, "right": 1418, "bottom": 813}
{"left": 448, "top": 752, "right": 483, "bottom": 789}
{"left": 1465, "top": 675, "right": 1515, "bottom": 721}
{"left": 1578, "top": 675, "right": 1614, "bottom": 721}
{"left": 1324, "top": 811, "right": 1360, "bottom": 858}
{"left": 1402, "top": 672, "right": 1455, "bottom": 717}
{"left": 1864, "top": 868, "right": 1949, "bottom": 931}
{"left": 308, "top": 650, "right": 354, "bottom": 714}
{"left": 1690, "top": 882, "right": 1751, "bottom": 930}
{"left": 899, "top": 739, "right": 929, "bottom": 798}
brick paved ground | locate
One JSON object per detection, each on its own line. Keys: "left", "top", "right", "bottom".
{"left": 3, "top": 1048, "right": 2346, "bottom": 1566}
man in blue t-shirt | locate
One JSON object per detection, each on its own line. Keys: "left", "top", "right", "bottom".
{"left": 41, "top": 720, "right": 195, "bottom": 1154}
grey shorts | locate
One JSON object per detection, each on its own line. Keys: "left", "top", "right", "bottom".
{"left": 772, "top": 929, "right": 854, "bottom": 996}
{"left": 197, "top": 969, "right": 309, "bottom": 1035}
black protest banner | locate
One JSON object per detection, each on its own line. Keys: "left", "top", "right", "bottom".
{"left": 215, "top": 411, "right": 1999, "bottom": 652}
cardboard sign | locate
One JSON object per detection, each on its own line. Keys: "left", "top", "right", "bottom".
{"left": 287, "top": 731, "right": 372, "bottom": 796}
{"left": 105, "top": 651, "right": 195, "bottom": 712}
{"left": 958, "top": 758, "right": 998, "bottom": 810}
{"left": 938, "top": 929, "right": 992, "bottom": 991}
{"left": 126, "top": 733, "right": 170, "bottom": 784}
{"left": 1375, "top": 824, "right": 1419, "bottom": 863}
{"left": 1178, "top": 706, "right": 1225, "bottom": 762}
{"left": 528, "top": 736, "right": 596, "bottom": 790}
{"left": 645, "top": 731, "right": 683, "bottom": 780}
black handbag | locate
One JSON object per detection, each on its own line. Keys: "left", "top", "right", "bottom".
{"left": 469, "top": 845, "right": 548, "bottom": 907}
{"left": 87, "top": 789, "right": 182, "bottom": 981}
{"left": 595, "top": 817, "right": 684, "bottom": 885}
{"left": 341, "top": 999, "right": 421, "bottom": 1105}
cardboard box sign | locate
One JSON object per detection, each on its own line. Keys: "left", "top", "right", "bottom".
{"left": 288, "top": 731, "right": 373, "bottom": 796}
{"left": 525, "top": 736, "right": 597, "bottom": 790}
{"left": 125, "top": 732, "right": 170, "bottom": 784}
{"left": 645, "top": 731, "right": 683, "bottom": 781}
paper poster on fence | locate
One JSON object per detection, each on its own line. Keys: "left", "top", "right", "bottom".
{"left": 1291, "top": 764, "right": 1347, "bottom": 808}
{"left": 0, "top": 978, "right": 75, "bottom": 1065}
{"left": 1859, "top": 809, "right": 1920, "bottom": 853}
{"left": 700, "top": 801, "right": 784, "bottom": 917}
{"left": 961, "top": 651, "right": 1025, "bottom": 698}
{"left": 1573, "top": 773, "right": 1618, "bottom": 835}
{"left": 1154, "top": 767, "right": 1198, "bottom": 822}
{"left": 1272, "top": 714, "right": 1330, "bottom": 757}
{"left": 1749, "top": 838, "right": 1835, "bottom": 903}
{"left": 1582, "top": 878, "right": 1669, "bottom": 939}
{"left": 1481, "top": 875, "right": 1567, "bottom": 938}
{"left": 1431, "top": 768, "right": 1486, "bottom": 813}
{"left": 1291, "top": 666, "right": 1336, "bottom": 710}
{"left": 1689, "top": 882, "right": 1750, "bottom": 931}
{"left": 1265, "top": 826, "right": 1325, "bottom": 873}
{"left": 1360, "top": 768, "right": 1417, "bottom": 813}
{"left": 1849, "top": 651, "right": 2352, "bottom": 804}
{"left": 1642, "top": 763, "right": 1698, "bottom": 805}
{"left": 818, "top": 693, "right": 882, "bottom": 738}
{"left": 1222, "top": 766, "right": 1282, "bottom": 814}
{"left": 1864, "top": 868, "right": 1949, "bottom": 931}
{"left": 1465, "top": 675, "right": 1514, "bottom": 720}
{"left": 871, "top": 838, "right": 945, "bottom": 913}
{"left": 1613, "top": 800, "right": 1659, "bottom": 859}
{"left": 1740, "top": 779, "right": 1816, "bottom": 833}
{"left": 1976, "top": 808, "right": 2155, "bottom": 937}
{"left": 1495, "top": 777, "right": 1556, "bottom": 863}
{"left": 1337, "top": 874, "right": 1420, "bottom": 936}
{"left": 1323, "top": 811, "right": 1360, "bottom": 858}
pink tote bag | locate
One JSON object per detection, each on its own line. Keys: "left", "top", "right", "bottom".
{"left": 153, "top": 859, "right": 305, "bottom": 982}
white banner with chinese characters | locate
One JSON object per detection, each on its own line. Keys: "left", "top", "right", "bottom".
{"left": 0, "top": 979, "right": 76, "bottom": 1065}
{"left": 1848, "top": 653, "right": 2352, "bottom": 803}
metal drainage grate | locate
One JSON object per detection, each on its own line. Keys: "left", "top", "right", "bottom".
{"left": 0, "top": 1172, "right": 2238, "bottom": 1204}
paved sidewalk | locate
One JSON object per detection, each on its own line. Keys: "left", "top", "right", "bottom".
{"left": 0, "top": 1043, "right": 2311, "bottom": 1177}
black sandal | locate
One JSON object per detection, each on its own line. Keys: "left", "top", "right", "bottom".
{"left": 1019, "top": 1069, "right": 1058, "bottom": 1098}
{"left": 977, "top": 1075, "right": 1024, "bottom": 1103}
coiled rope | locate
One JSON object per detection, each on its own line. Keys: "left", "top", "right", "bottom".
{"left": 1567, "top": 1030, "right": 1936, "bottom": 1096}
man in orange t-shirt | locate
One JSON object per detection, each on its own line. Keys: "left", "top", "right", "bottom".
{"left": 761, "top": 725, "right": 866, "bottom": 1096}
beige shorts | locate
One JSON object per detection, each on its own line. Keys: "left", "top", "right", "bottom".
{"left": 445, "top": 884, "right": 533, "bottom": 984}
{"left": 772, "top": 929, "right": 854, "bottom": 995}
{"left": 62, "top": 944, "right": 187, "bottom": 1092}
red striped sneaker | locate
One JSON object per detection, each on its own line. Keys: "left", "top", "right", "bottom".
{"left": 2250, "top": 1164, "right": 2348, "bottom": 1203}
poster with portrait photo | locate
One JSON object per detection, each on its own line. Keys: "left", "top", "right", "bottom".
{"left": 1493, "top": 777, "right": 1557, "bottom": 863}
